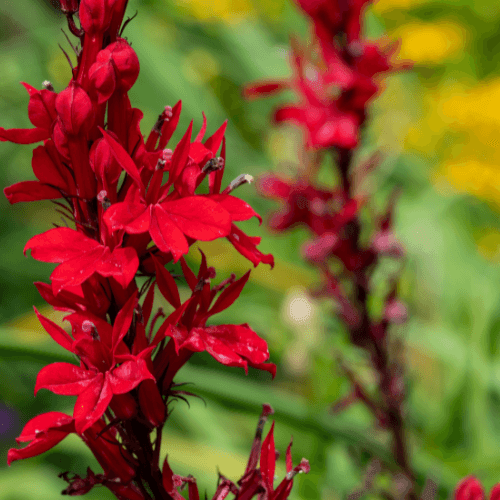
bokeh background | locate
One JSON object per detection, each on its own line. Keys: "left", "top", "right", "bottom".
{"left": 1, "top": 0, "right": 500, "bottom": 498}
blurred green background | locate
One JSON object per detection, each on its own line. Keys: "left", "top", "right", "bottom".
{"left": 2, "top": 0, "right": 500, "bottom": 498}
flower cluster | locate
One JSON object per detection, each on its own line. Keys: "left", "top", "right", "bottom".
{"left": 2, "top": 0, "right": 307, "bottom": 497}
{"left": 245, "top": 0, "right": 415, "bottom": 497}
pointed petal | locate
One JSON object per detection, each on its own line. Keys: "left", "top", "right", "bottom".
{"left": 208, "top": 271, "right": 250, "bottom": 316}
{"left": 8, "top": 412, "right": 74, "bottom": 465}
{"left": 101, "top": 129, "right": 143, "bottom": 188}
{"left": 169, "top": 121, "right": 193, "bottom": 184}
{"left": 112, "top": 291, "right": 138, "bottom": 351}
{"left": 4, "top": 181, "right": 62, "bottom": 204}
{"left": 261, "top": 421, "right": 276, "bottom": 496}
{"left": 35, "top": 362, "right": 97, "bottom": 396}
{"left": 158, "top": 100, "right": 182, "bottom": 150}
{"left": 204, "top": 120, "right": 227, "bottom": 155}
{"left": 244, "top": 81, "right": 288, "bottom": 99}
{"left": 153, "top": 256, "right": 181, "bottom": 308}
{"left": 227, "top": 224, "right": 274, "bottom": 268}
{"left": 0, "top": 127, "right": 49, "bottom": 144}
{"left": 34, "top": 307, "right": 74, "bottom": 352}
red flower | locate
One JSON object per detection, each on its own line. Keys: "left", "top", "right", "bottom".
{"left": 24, "top": 227, "right": 139, "bottom": 294}
{"left": 33, "top": 294, "right": 155, "bottom": 433}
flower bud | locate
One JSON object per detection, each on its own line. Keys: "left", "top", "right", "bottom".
{"left": 55, "top": 82, "right": 94, "bottom": 136}
{"left": 79, "top": 0, "right": 117, "bottom": 34}
{"left": 455, "top": 476, "right": 484, "bottom": 500}
{"left": 109, "top": 392, "right": 138, "bottom": 420}
{"left": 89, "top": 39, "right": 140, "bottom": 104}
{"left": 138, "top": 379, "right": 165, "bottom": 428}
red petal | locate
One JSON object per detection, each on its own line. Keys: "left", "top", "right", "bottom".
{"left": 0, "top": 127, "right": 49, "bottom": 144}
{"left": 169, "top": 121, "right": 193, "bottom": 184}
{"left": 260, "top": 421, "right": 276, "bottom": 495}
{"left": 153, "top": 256, "right": 181, "bottom": 308}
{"left": 50, "top": 246, "right": 106, "bottom": 294}
{"left": 95, "top": 246, "right": 139, "bottom": 288}
{"left": 108, "top": 358, "right": 154, "bottom": 394}
{"left": 162, "top": 196, "right": 231, "bottom": 240}
{"left": 158, "top": 100, "right": 182, "bottom": 150}
{"left": 4, "top": 181, "right": 62, "bottom": 204}
{"left": 256, "top": 174, "right": 293, "bottom": 200}
{"left": 34, "top": 307, "right": 73, "bottom": 352}
{"left": 150, "top": 204, "right": 189, "bottom": 261}
{"left": 101, "top": 129, "right": 143, "bottom": 188}
{"left": 32, "top": 144, "right": 68, "bottom": 188}
{"left": 35, "top": 362, "right": 97, "bottom": 395}
{"left": 274, "top": 106, "right": 304, "bottom": 124}
{"left": 208, "top": 194, "right": 262, "bottom": 223}
{"left": 104, "top": 201, "right": 150, "bottom": 233}
{"left": 111, "top": 291, "right": 138, "bottom": 351}
{"left": 8, "top": 412, "right": 74, "bottom": 465}
{"left": 204, "top": 120, "right": 227, "bottom": 156}
{"left": 16, "top": 412, "right": 74, "bottom": 443}
{"left": 227, "top": 224, "right": 274, "bottom": 268}
{"left": 28, "top": 89, "right": 57, "bottom": 129}
{"left": 24, "top": 227, "right": 101, "bottom": 262}
{"left": 208, "top": 271, "right": 250, "bottom": 316}
{"left": 74, "top": 373, "right": 112, "bottom": 434}
{"left": 244, "top": 81, "right": 288, "bottom": 99}
{"left": 180, "top": 257, "right": 197, "bottom": 291}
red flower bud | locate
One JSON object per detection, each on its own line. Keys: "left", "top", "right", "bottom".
{"left": 79, "top": 0, "right": 117, "bottom": 34}
{"left": 109, "top": 392, "right": 138, "bottom": 420}
{"left": 138, "top": 379, "right": 165, "bottom": 428}
{"left": 455, "top": 476, "right": 485, "bottom": 500}
{"left": 89, "top": 39, "right": 140, "bottom": 104}
{"left": 55, "top": 82, "right": 94, "bottom": 136}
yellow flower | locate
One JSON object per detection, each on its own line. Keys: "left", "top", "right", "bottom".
{"left": 176, "top": 0, "right": 254, "bottom": 24}
{"left": 392, "top": 21, "right": 467, "bottom": 64}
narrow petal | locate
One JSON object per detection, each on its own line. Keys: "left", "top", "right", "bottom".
{"left": 260, "top": 421, "right": 276, "bottom": 496}
{"left": 35, "top": 362, "right": 97, "bottom": 396}
{"left": 34, "top": 307, "right": 74, "bottom": 352}
{"left": 0, "top": 127, "right": 49, "bottom": 144}
{"left": 4, "top": 181, "right": 62, "bottom": 204}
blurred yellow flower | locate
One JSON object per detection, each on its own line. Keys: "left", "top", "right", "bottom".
{"left": 440, "top": 78, "right": 500, "bottom": 130}
{"left": 372, "top": 0, "right": 429, "bottom": 13}
{"left": 393, "top": 21, "right": 467, "bottom": 64}
{"left": 174, "top": 0, "right": 254, "bottom": 24}
{"left": 435, "top": 159, "right": 500, "bottom": 203}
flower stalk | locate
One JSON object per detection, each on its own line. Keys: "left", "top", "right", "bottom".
{"left": 1, "top": 1, "right": 308, "bottom": 498}
{"left": 245, "top": 0, "right": 417, "bottom": 497}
